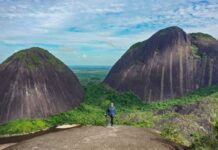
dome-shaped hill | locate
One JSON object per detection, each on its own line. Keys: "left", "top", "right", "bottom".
{"left": 0, "top": 47, "right": 84, "bottom": 123}
{"left": 104, "top": 26, "right": 218, "bottom": 101}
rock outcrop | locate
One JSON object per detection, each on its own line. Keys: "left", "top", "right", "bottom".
{"left": 104, "top": 26, "right": 218, "bottom": 101}
{"left": 0, "top": 47, "right": 84, "bottom": 123}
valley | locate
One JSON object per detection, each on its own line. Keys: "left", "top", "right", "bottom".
{"left": 0, "top": 27, "right": 218, "bottom": 150}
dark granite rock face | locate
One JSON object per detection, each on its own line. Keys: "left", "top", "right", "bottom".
{"left": 0, "top": 47, "right": 84, "bottom": 123}
{"left": 104, "top": 26, "right": 218, "bottom": 102}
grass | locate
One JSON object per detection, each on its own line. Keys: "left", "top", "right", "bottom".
{"left": 0, "top": 119, "right": 50, "bottom": 135}
{"left": 161, "top": 122, "right": 190, "bottom": 146}
{"left": 189, "top": 123, "right": 218, "bottom": 149}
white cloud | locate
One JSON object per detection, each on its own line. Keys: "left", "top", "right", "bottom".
{"left": 81, "top": 54, "right": 87, "bottom": 59}
{"left": 0, "top": 0, "right": 218, "bottom": 65}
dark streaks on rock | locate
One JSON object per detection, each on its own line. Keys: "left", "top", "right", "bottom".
{"left": 104, "top": 26, "right": 218, "bottom": 101}
{"left": 0, "top": 47, "right": 84, "bottom": 123}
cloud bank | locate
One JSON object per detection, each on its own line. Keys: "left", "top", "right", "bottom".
{"left": 0, "top": 0, "right": 218, "bottom": 65}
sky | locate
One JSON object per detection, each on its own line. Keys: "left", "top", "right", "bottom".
{"left": 0, "top": 0, "right": 218, "bottom": 66}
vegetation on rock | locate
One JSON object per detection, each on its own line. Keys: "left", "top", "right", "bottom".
{"left": 2, "top": 47, "right": 66, "bottom": 70}
{"left": 190, "top": 33, "right": 217, "bottom": 43}
{"left": 191, "top": 44, "right": 205, "bottom": 59}
{"left": 128, "top": 42, "right": 143, "bottom": 52}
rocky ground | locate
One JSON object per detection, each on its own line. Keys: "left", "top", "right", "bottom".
{"left": 4, "top": 125, "right": 184, "bottom": 150}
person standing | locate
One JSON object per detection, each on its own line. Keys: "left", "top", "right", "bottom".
{"left": 106, "top": 102, "right": 116, "bottom": 126}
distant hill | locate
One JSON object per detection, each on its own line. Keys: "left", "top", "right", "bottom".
{"left": 0, "top": 47, "right": 84, "bottom": 123}
{"left": 104, "top": 26, "right": 218, "bottom": 101}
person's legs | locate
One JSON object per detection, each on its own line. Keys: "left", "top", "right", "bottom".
{"left": 111, "top": 116, "right": 114, "bottom": 126}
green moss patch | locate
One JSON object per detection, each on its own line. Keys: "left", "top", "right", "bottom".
{"left": 191, "top": 44, "right": 205, "bottom": 59}
{"left": 2, "top": 47, "right": 66, "bottom": 70}
{"left": 128, "top": 42, "right": 143, "bottom": 52}
{"left": 190, "top": 33, "right": 217, "bottom": 43}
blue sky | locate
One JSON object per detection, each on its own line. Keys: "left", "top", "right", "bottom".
{"left": 0, "top": 0, "right": 218, "bottom": 65}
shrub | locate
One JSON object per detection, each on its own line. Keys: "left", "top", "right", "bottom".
{"left": 161, "top": 122, "right": 189, "bottom": 146}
